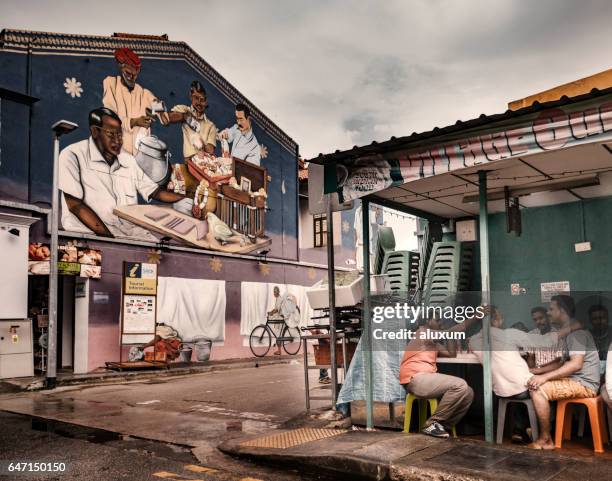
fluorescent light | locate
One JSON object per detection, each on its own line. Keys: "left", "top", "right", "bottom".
{"left": 462, "top": 175, "right": 600, "bottom": 203}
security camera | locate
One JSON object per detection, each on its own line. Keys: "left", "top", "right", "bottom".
{"left": 8, "top": 228, "right": 20, "bottom": 237}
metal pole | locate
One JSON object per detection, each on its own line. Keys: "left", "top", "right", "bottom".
{"left": 326, "top": 195, "right": 338, "bottom": 407}
{"left": 362, "top": 199, "right": 374, "bottom": 429}
{"left": 46, "top": 134, "right": 60, "bottom": 389}
{"left": 478, "top": 170, "right": 493, "bottom": 443}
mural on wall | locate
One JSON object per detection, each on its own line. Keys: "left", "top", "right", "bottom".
{"left": 58, "top": 47, "right": 271, "bottom": 254}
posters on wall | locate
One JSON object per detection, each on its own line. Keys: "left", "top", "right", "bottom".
{"left": 122, "top": 295, "right": 156, "bottom": 334}
{"left": 28, "top": 242, "right": 102, "bottom": 278}
{"left": 540, "top": 281, "right": 570, "bottom": 303}
{"left": 58, "top": 47, "right": 272, "bottom": 255}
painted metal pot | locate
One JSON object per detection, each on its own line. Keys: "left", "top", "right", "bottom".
{"left": 135, "top": 135, "right": 171, "bottom": 185}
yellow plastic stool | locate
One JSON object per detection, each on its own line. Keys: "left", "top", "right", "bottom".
{"left": 403, "top": 393, "right": 457, "bottom": 437}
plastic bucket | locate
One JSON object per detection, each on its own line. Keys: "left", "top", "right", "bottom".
{"left": 179, "top": 346, "right": 193, "bottom": 362}
{"left": 195, "top": 340, "right": 212, "bottom": 362}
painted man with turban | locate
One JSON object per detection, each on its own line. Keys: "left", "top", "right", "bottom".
{"left": 102, "top": 47, "right": 162, "bottom": 155}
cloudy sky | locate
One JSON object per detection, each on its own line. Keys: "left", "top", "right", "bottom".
{"left": 2, "top": 0, "right": 612, "bottom": 158}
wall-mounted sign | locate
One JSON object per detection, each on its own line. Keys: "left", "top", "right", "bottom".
{"left": 540, "top": 281, "right": 570, "bottom": 303}
{"left": 123, "top": 262, "right": 157, "bottom": 295}
{"left": 93, "top": 291, "right": 110, "bottom": 304}
{"left": 75, "top": 277, "right": 87, "bottom": 298}
{"left": 28, "top": 242, "right": 102, "bottom": 278}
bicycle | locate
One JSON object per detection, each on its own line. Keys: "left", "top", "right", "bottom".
{"left": 249, "top": 316, "right": 302, "bottom": 357}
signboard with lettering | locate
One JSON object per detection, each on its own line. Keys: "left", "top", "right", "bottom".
{"left": 121, "top": 261, "right": 159, "bottom": 349}
{"left": 123, "top": 262, "right": 158, "bottom": 295}
{"left": 322, "top": 95, "right": 612, "bottom": 202}
{"left": 540, "top": 281, "right": 571, "bottom": 303}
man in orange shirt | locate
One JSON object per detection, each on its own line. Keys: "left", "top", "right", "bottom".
{"left": 400, "top": 315, "right": 478, "bottom": 438}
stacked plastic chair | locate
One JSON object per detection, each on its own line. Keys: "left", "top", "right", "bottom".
{"left": 416, "top": 222, "right": 443, "bottom": 290}
{"left": 422, "top": 241, "right": 475, "bottom": 306}
{"left": 381, "top": 250, "right": 421, "bottom": 291}
{"left": 373, "top": 226, "right": 396, "bottom": 275}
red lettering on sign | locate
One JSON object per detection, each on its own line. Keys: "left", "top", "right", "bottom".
{"left": 429, "top": 147, "right": 449, "bottom": 173}
{"left": 444, "top": 144, "right": 466, "bottom": 171}
{"left": 466, "top": 137, "right": 486, "bottom": 165}
{"left": 569, "top": 108, "right": 603, "bottom": 139}
{"left": 481, "top": 131, "right": 512, "bottom": 161}
{"left": 600, "top": 102, "right": 612, "bottom": 131}
{"left": 533, "top": 108, "right": 570, "bottom": 150}
{"left": 506, "top": 126, "right": 530, "bottom": 155}
{"left": 420, "top": 152, "right": 435, "bottom": 177}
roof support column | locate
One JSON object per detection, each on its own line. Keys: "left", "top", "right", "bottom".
{"left": 326, "top": 196, "right": 339, "bottom": 407}
{"left": 362, "top": 198, "right": 374, "bottom": 429}
{"left": 478, "top": 170, "right": 494, "bottom": 443}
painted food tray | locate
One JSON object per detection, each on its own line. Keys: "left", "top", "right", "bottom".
{"left": 186, "top": 154, "right": 233, "bottom": 185}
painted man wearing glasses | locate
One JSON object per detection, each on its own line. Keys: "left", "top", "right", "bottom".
{"left": 59, "top": 108, "right": 184, "bottom": 239}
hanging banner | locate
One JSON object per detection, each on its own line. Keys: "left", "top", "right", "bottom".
{"left": 322, "top": 95, "right": 612, "bottom": 202}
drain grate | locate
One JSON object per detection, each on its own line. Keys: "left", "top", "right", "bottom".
{"left": 240, "top": 428, "right": 346, "bottom": 449}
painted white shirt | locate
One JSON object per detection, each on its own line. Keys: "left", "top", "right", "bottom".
{"left": 225, "top": 124, "right": 261, "bottom": 166}
{"left": 59, "top": 138, "right": 158, "bottom": 239}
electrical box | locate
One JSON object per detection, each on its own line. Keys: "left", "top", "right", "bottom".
{"left": 0, "top": 319, "right": 34, "bottom": 378}
{"left": 456, "top": 219, "right": 478, "bottom": 242}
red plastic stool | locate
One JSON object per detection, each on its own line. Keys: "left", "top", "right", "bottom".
{"left": 555, "top": 396, "right": 608, "bottom": 453}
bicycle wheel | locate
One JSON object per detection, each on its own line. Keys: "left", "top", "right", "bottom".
{"left": 281, "top": 325, "right": 301, "bottom": 355}
{"left": 249, "top": 325, "right": 272, "bottom": 357}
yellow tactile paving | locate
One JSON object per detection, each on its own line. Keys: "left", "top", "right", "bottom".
{"left": 184, "top": 464, "right": 218, "bottom": 474}
{"left": 240, "top": 427, "right": 346, "bottom": 449}
{"left": 153, "top": 472, "right": 180, "bottom": 479}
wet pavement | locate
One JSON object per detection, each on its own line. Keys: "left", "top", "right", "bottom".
{"left": 222, "top": 428, "right": 612, "bottom": 481}
{"left": 0, "top": 411, "right": 335, "bottom": 481}
{"left": 0, "top": 362, "right": 333, "bottom": 480}
{"left": 4, "top": 362, "right": 610, "bottom": 480}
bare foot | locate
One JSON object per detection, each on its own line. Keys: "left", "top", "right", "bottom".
{"left": 528, "top": 439, "right": 555, "bottom": 450}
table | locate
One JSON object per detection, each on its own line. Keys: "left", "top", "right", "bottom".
{"left": 437, "top": 352, "right": 480, "bottom": 364}
{"left": 302, "top": 332, "right": 353, "bottom": 410}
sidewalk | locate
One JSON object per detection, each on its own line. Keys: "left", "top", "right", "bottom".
{"left": 220, "top": 428, "right": 612, "bottom": 481}
{"left": 0, "top": 355, "right": 296, "bottom": 392}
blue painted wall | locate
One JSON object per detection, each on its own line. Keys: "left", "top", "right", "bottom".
{"left": 0, "top": 48, "right": 298, "bottom": 260}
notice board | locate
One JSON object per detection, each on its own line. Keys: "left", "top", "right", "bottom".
{"left": 121, "top": 262, "right": 158, "bottom": 345}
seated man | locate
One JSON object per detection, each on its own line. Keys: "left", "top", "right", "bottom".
{"left": 588, "top": 304, "right": 610, "bottom": 360}
{"left": 602, "top": 340, "right": 612, "bottom": 410}
{"left": 524, "top": 306, "right": 562, "bottom": 370}
{"left": 527, "top": 295, "right": 600, "bottom": 450}
{"left": 400, "top": 314, "right": 479, "bottom": 438}
{"left": 470, "top": 306, "right": 573, "bottom": 443}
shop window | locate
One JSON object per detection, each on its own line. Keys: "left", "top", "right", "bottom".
{"left": 313, "top": 214, "right": 327, "bottom": 248}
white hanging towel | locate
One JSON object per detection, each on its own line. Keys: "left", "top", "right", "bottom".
{"left": 157, "top": 277, "right": 226, "bottom": 342}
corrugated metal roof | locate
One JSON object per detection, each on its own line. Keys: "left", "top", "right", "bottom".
{"left": 309, "top": 86, "right": 612, "bottom": 164}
